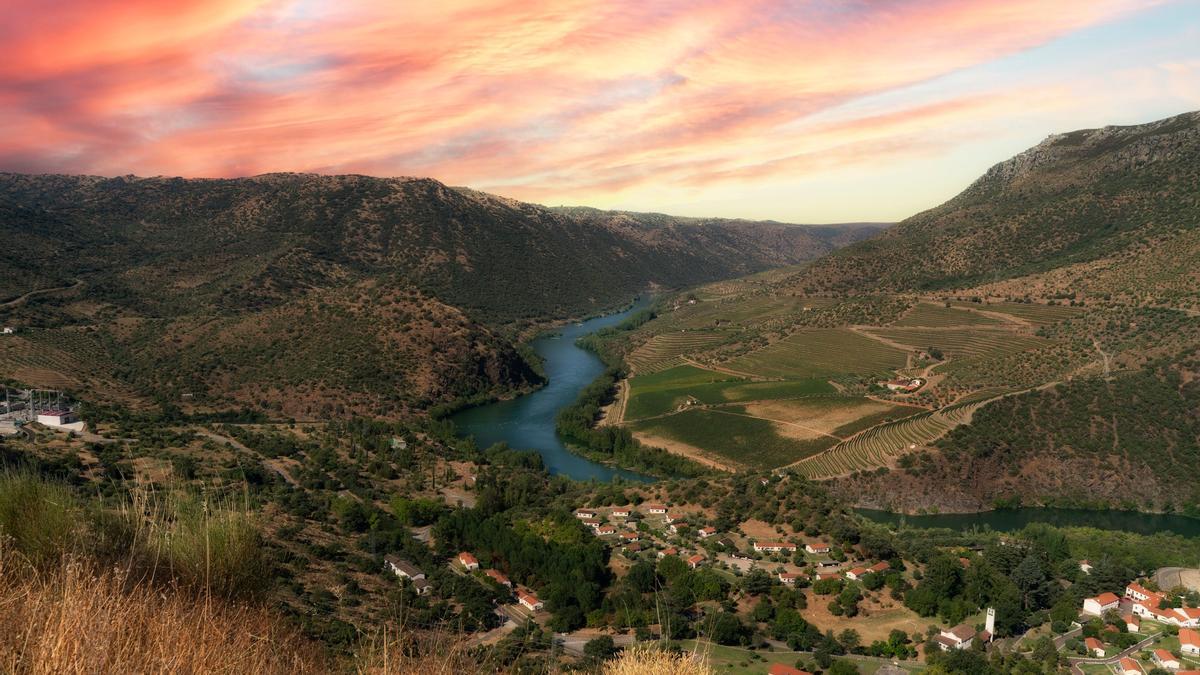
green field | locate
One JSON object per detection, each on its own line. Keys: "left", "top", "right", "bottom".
{"left": 624, "top": 365, "right": 834, "bottom": 421}
{"left": 892, "top": 302, "right": 1003, "bottom": 327}
{"left": 724, "top": 328, "right": 908, "bottom": 378}
{"left": 632, "top": 408, "right": 835, "bottom": 469}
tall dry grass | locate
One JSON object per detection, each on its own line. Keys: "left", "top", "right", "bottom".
{"left": 601, "top": 646, "right": 714, "bottom": 675}
{"left": 0, "top": 545, "right": 328, "bottom": 674}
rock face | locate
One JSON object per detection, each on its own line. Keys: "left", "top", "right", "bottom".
{"left": 0, "top": 172, "right": 879, "bottom": 415}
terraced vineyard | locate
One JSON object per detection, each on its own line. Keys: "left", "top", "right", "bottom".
{"left": 864, "top": 327, "right": 1049, "bottom": 360}
{"left": 891, "top": 302, "right": 1004, "bottom": 327}
{"left": 723, "top": 328, "right": 908, "bottom": 378}
{"left": 792, "top": 399, "right": 987, "bottom": 478}
{"left": 626, "top": 331, "right": 726, "bottom": 374}
{"left": 949, "top": 301, "right": 1082, "bottom": 326}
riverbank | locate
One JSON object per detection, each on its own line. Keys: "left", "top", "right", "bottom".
{"left": 857, "top": 506, "right": 1200, "bottom": 538}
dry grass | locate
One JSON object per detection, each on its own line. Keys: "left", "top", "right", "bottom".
{"left": 601, "top": 646, "right": 713, "bottom": 675}
{"left": 0, "top": 546, "right": 328, "bottom": 674}
{"left": 353, "top": 628, "right": 484, "bottom": 674}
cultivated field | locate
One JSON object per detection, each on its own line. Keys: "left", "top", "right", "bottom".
{"left": 949, "top": 301, "right": 1082, "bottom": 326}
{"left": 632, "top": 408, "right": 836, "bottom": 470}
{"left": 891, "top": 302, "right": 1004, "bottom": 327}
{"left": 792, "top": 399, "right": 985, "bottom": 478}
{"left": 724, "top": 328, "right": 908, "bottom": 378}
{"left": 626, "top": 331, "right": 726, "bottom": 374}
{"left": 624, "top": 365, "right": 833, "bottom": 421}
{"left": 864, "top": 327, "right": 1049, "bottom": 360}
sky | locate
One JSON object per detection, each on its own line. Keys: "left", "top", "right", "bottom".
{"left": 2, "top": 1, "right": 1198, "bottom": 223}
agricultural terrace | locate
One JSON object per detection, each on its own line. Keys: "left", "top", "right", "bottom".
{"left": 891, "top": 302, "right": 1004, "bottom": 327}
{"left": 624, "top": 365, "right": 833, "bottom": 421}
{"left": 724, "top": 328, "right": 908, "bottom": 378}
{"left": 654, "top": 294, "right": 839, "bottom": 331}
{"left": 949, "top": 301, "right": 1083, "bottom": 326}
{"left": 793, "top": 399, "right": 985, "bottom": 478}
{"left": 864, "top": 327, "right": 1049, "bottom": 361}
{"left": 625, "top": 330, "right": 726, "bottom": 375}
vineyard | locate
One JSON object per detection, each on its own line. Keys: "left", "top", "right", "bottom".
{"left": 864, "top": 327, "right": 1049, "bottom": 360}
{"left": 792, "top": 399, "right": 987, "bottom": 478}
{"left": 623, "top": 365, "right": 833, "bottom": 421}
{"left": 625, "top": 331, "right": 726, "bottom": 374}
{"left": 724, "top": 328, "right": 908, "bottom": 378}
{"left": 0, "top": 328, "right": 131, "bottom": 397}
{"left": 949, "top": 301, "right": 1082, "bottom": 326}
{"left": 891, "top": 302, "right": 1003, "bottom": 327}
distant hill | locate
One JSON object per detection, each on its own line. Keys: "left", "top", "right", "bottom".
{"left": 0, "top": 173, "right": 879, "bottom": 415}
{"left": 785, "top": 110, "right": 1200, "bottom": 295}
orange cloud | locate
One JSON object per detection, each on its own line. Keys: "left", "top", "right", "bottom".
{"left": 0, "top": 0, "right": 1186, "bottom": 219}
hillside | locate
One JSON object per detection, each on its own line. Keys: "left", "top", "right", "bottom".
{"left": 784, "top": 110, "right": 1200, "bottom": 297}
{"left": 580, "top": 111, "right": 1200, "bottom": 515}
{"left": 0, "top": 173, "right": 879, "bottom": 415}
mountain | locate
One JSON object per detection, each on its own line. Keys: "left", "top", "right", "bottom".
{"left": 785, "top": 110, "right": 1200, "bottom": 296}
{"left": 0, "top": 172, "right": 880, "bottom": 415}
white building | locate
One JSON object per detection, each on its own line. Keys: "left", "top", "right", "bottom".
{"left": 1083, "top": 592, "right": 1121, "bottom": 616}
{"left": 36, "top": 409, "right": 81, "bottom": 429}
{"left": 518, "top": 591, "right": 543, "bottom": 612}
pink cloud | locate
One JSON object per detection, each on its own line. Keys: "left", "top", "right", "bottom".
{"left": 0, "top": 0, "right": 1178, "bottom": 214}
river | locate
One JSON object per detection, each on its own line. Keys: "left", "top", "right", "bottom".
{"left": 857, "top": 507, "right": 1200, "bottom": 538}
{"left": 451, "top": 297, "right": 655, "bottom": 483}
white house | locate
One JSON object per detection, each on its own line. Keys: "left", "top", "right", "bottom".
{"left": 385, "top": 556, "right": 424, "bottom": 580}
{"left": 1119, "top": 657, "right": 1142, "bottom": 675}
{"left": 1083, "top": 592, "right": 1121, "bottom": 616}
{"left": 934, "top": 624, "right": 976, "bottom": 651}
{"left": 686, "top": 554, "right": 704, "bottom": 569}
{"left": 1125, "top": 614, "right": 1141, "bottom": 633}
{"left": 778, "top": 572, "right": 802, "bottom": 585}
{"left": 518, "top": 591, "right": 543, "bottom": 612}
{"left": 645, "top": 504, "right": 667, "bottom": 514}
{"left": 412, "top": 579, "right": 433, "bottom": 596}
{"left": 1, "top": 327, "right": 14, "bottom": 335}
{"left": 457, "top": 552, "right": 479, "bottom": 571}
{"left": 575, "top": 510, "right": 596, "bottom": 519}
{"left": 698, "top": 526, "right": 717, "bottom": 538}
{"left": 596, "top": 525, "right": 616, "bottom": 536}
{"left": 1180, "top": 628, "right": 1200, "bottom": 656}
{"left": 805, "top": 541, "right": 831, "bottom": 554}
{"left": 845, "top": 567, "right": 869, "bottom": 581}
{"left": 611, "top": 508, "right": 631, "bottom": 518}
{"left": 1152, "top": 649, "right": 1179, "bottom": 670}
{"left": 1085, "top": 637, "right": 1106, "bottom": 658}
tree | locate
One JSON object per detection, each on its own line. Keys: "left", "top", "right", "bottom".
{"left": 829, "top": 659, "right": 860, "bottom": 675}
{"left": 583, "top": 635, "right": 617, "bottom": 661}
{"left": 706, "top": 612, "right": 749, "bottom": 646}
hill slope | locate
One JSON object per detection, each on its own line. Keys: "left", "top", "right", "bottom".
{"left": 787, "top": 110, "right": 1200, "bottom": 295}
{"left": 0, "top": 173, "right": 879, "bottom": 415}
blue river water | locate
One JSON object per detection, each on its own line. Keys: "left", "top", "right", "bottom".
{"left": 451, "top": 297, "right": 655, "bottom": 482}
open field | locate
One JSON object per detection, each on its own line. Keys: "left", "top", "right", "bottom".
{"left": 624, "top": 365, "right": 834, "bottom": 421}
{"left": 631, "top": 408, "right": 834, "bottom": 470}
{"left": 864, "top": 327, "right": 1049, "bottom": 360}
{"left": 656, "top": 294, "right": 840, "bottom": 331}
{"left": 734, "top": 396, "right": 921, "bottom": 440}
{"left": 792, "top": 400, "right": 985, "bottom": 478}
{"left": 723, "top": 328, "right": 909, "bottom": 378}
{"left": 626, "top": 331, "right": 727, "bottom": 374}
{"left": 949, "top": 301, "right": 1083, "bottom": 326}
{"left": 891, "top": 302, "right": 1004, "bottom": 327}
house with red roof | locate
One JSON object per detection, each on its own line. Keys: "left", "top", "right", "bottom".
{"left": 768, "top": 664, "right": 812, "bottom": 675}
{"left": 1125, "top": 614, "right": 1141, "bottom": 632}
{"left": 1181, "top": 627, "right": 1200, "bottom": 656}
{"left": 845, "top": 567, "right": 869, "bottom": 581}
{"left": 457, "top": 552, "right": 479, "bottom": 571}
{"left": 698, "top": 526, "right": 717, "bottom": 538}
{"left": 658, "top": 547, "right": 678, "bottom": 558}
{"left": 869, "top": 561, "right": 891, "bottom": 574}
{"left": 484, "top": 569, "right": 511, "bottom": 588}
{"left": 518, "top": 590, "right": 543, "bottom": 612}
{"left": 1152, "top": 649, "right": 1180, "bottom": 670}
{"left": 1084, "top": 637, "right": 1105, "bottom": 657}
{"left": 805, "top": 540, "right": 831, "bottom": 554}
{"left": 686, "top": 554, "right": 705, "bottom": 569}
{"left": 1119, "top": 657, "right": 1143, "bottom": 675}
{"left": 1083, "top": 592, "right": 1121, "bottom": 616}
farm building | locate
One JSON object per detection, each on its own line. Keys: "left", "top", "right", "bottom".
{"left": 385, "top": 556, "right": 424, "bottom": 580}
{"left": 411, "top": 579, "right": 433, "bottom": 596}
{"left": 753, "top": 541, "right": 797, "bottom": 553}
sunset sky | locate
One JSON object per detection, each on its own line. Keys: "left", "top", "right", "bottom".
{"left": 2, "top": 1, "right": 1198, "bottom": 222}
